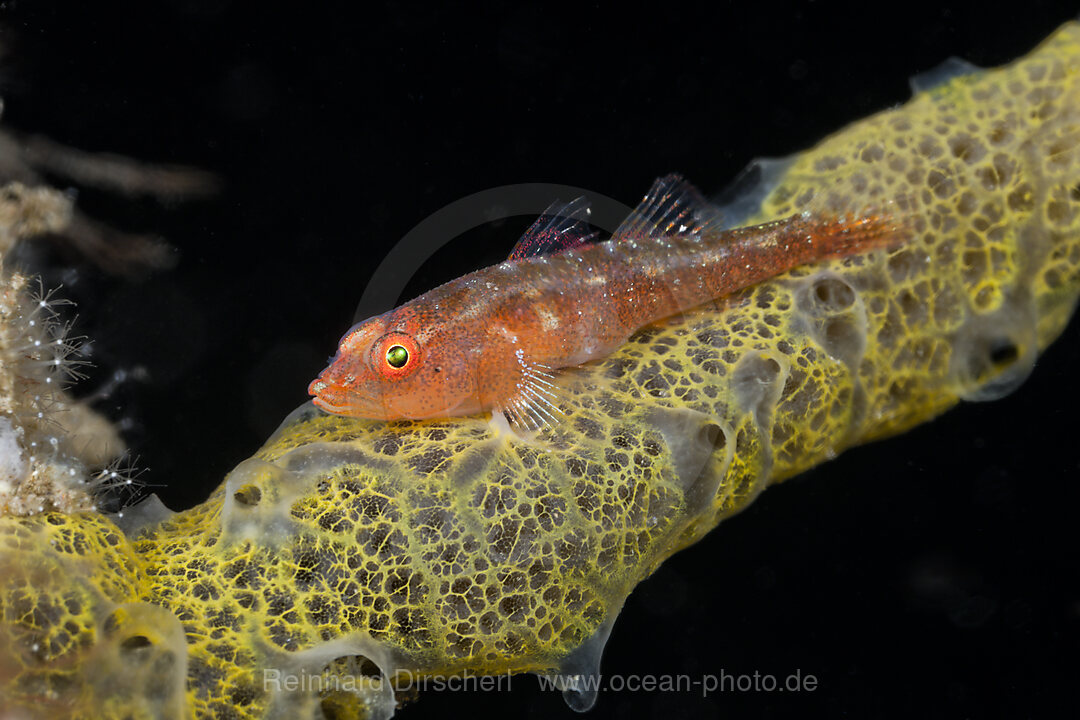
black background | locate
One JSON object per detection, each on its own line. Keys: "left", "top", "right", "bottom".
{"left": 2, "top": 2, "right": 1078, "bottom": 718}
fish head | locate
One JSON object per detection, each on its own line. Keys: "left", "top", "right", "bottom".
{"left": 308, "top": 309, "right": 476, "bottom": 421}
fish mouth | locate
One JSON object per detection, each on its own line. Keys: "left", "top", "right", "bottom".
{"left": 308, "top": 376, "right": 367, "bottom": 416}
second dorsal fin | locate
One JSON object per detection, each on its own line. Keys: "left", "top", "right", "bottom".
{"left": 614, "top": 174, "right": 725, "bottom": 241}
{"left": 508, "top": 197, "right": 599, "bottom": 260}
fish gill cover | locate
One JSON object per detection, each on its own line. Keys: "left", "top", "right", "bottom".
{"left": 1, "top": 7, "right": 1079, "bottom": 720}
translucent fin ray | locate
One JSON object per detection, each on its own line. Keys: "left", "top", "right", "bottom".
{"left": 613, "top": 173, "right": 726, "bottom": 241}
{"left": 495, "top": 361, "right": 565, "bottom": 435}
{"left": 508, "top": 197, "right": 599, "bottom": 260}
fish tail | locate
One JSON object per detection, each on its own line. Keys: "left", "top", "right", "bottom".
{"left": 794, "top": 204, "right": 908, "bottom": 261}
{"left": 696, "top": 202, "right": 910, "bottom": 300}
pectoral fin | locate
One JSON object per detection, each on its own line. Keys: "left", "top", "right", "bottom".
{"left": 493, "top": 359, "right": 566, "bottom": 435}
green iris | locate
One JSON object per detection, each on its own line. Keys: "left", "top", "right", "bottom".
{"left": 386, "top": 345, "right": 409, "bottom": 368}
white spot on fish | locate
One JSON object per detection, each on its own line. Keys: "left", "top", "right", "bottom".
{"left": 538, "top": 307, "right": 560, "bottom": 331}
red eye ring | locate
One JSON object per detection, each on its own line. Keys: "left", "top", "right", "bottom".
{"left": 372, "top": 332, "right": 420, "bottom": 379}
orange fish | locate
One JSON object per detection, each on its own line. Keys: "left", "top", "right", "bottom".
{"left": 309, "top": 175, "right": 903, "bottom": 432}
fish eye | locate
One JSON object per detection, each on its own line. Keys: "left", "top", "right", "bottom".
{"left": 386, "top": 345, "right": 409, "bottom": 368}
{"left": 373, "top": 331, "right": 419, "bottom": 377}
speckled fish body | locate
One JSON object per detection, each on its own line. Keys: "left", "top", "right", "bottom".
{"left": 309, "top": 176, "right": 900, "bottom": 428}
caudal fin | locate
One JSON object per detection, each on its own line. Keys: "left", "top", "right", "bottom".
{"left": 795, "top": 200, "right": 911, "bottom": 261}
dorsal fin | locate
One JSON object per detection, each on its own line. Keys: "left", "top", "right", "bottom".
{"left": 508, "top": 197, "right": 598, "bottom": 260}
{"left": 614, "top": 173, "right": 725, "bottom": 240}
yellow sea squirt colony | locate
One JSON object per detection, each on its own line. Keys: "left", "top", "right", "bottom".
{"left": 2, "top": 21, "right": 1080, "bottom": 720}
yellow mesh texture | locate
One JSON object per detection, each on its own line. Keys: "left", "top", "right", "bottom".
{"left": 3, "top": 21, "right": 1080, "bottom": 720}
{"left": 0, "top": 512, "right": 190, "bottom": 719}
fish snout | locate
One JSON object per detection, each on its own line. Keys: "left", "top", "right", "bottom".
{"left": 308, "top": 375, "right": 355, "bottom": 415}
{"left": 307, "top": 375, "right": 331, "bottom": 398}
{"left": 308, "top": 366, "right": 383, "bottom": 417}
